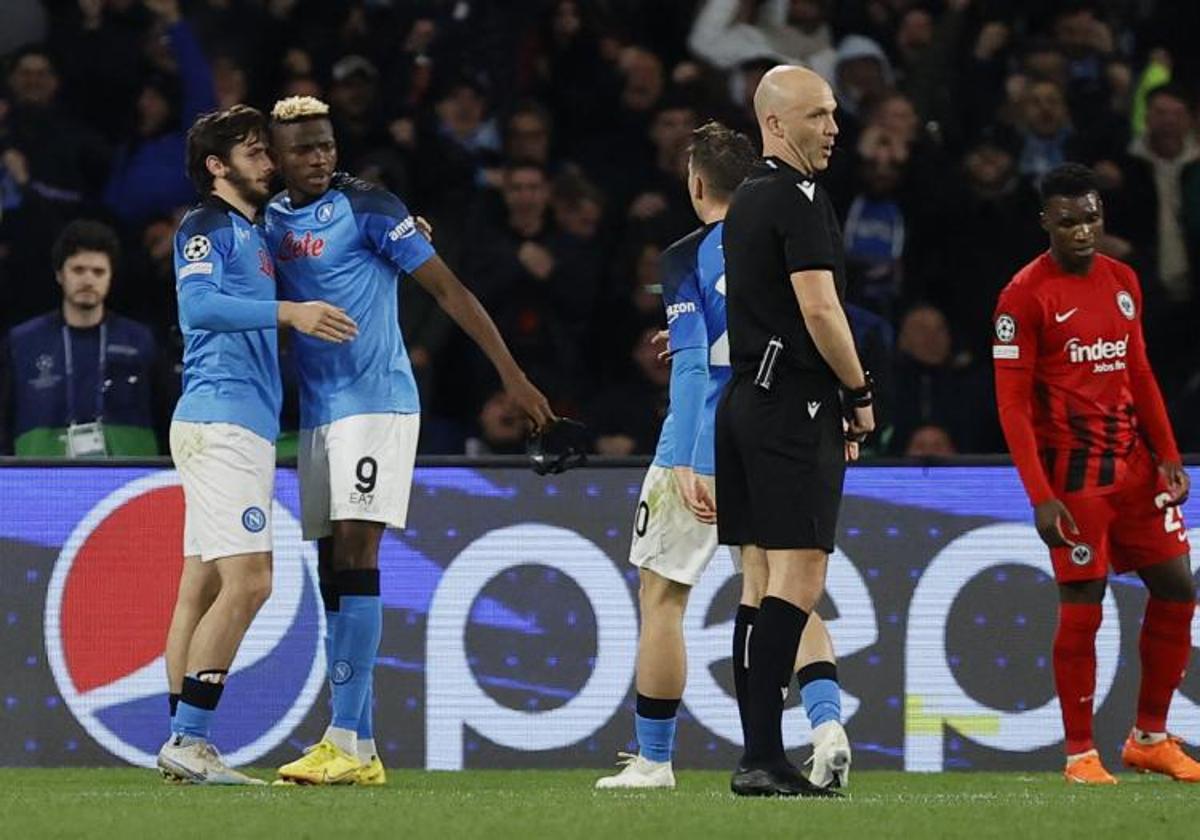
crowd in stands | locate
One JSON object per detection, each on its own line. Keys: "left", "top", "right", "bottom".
{"left": 2, "top": 0, "right": 1199, "bottom": 457}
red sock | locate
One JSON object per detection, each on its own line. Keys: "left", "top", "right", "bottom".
{"left": 1053, "top": 603, "right": 1102, "bottom": 755}
{"left": 1136, "top": 598, "right": 1195, "bottom": 734}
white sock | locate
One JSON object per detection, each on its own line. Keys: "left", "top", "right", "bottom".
{"left": 1066, "top": 748, "right": 1097, "bottom": 764}
{"left": 358, "top": 738, "right": 377, "bottom": 763}
{"left": 1133, "top": 728, "right": 1168, "bottom": 745}
{"left": 326, "top": 726, "right": 357, "bottom": 757}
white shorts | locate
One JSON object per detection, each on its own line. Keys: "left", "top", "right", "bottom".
{"left": 628, "top": 465, "right": 722, "bottom": 586}
{"left": 170, "top": 421, "right": 276, "bottom": 562}
{"left": 298, "top": 412, "right": 419, "bottom": 541}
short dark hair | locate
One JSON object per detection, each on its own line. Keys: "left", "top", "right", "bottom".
{"left": 1039, "top": 162, "right": 1098, "bottom": 205}
{"left": 504, "top": 158, "right": 547, "bottom": 180}
{"left": 51, "top": 220, "right": 121, "bottom": 273}
{"left": 185, "top": 105, "right": 268, "bottom": 194}
{"left": 688, "top": 121, "right": 755, "bottom": 198}
{"left": 1145, "top": 82, "right": 1190, "bottom": 110}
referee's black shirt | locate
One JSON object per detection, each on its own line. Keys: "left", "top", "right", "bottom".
{"left": 722, "top": 156, "right": 846, "bottom": 381}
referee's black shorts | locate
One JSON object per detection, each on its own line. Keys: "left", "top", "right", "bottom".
{"left": 715, "top": 368, "right": 846, "bottom": 552}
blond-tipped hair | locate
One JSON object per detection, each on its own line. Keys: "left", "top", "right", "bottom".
{"left": 270, "top": 96, "right": 331, "bottom": 123}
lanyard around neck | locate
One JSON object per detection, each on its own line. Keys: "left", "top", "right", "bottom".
{"left": 62, "top": 321, "right": 107, "bottom": 424}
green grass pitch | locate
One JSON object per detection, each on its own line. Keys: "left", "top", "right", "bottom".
{"left": 3, "top": 769, "right": 1196, "bottom": 839}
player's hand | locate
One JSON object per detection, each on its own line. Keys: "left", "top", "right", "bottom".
{"left": 1159, "top": 461, "right": 1190, "bottom": 507}
{"left": 279, "top": 301, "right": 358, "bottom": 343}
{"left": 415, "top": 216, "right": 433, "bottom": 243}
{"left": 1034, "top": 499, "right": 1080, "bottom": 548}
{"left": 504, "top": 373, "right": 555, "bottom": 432}
{"left": 847, "top": 403, "right": 875, "bottom": 442}
{"left": 673, "top": 466, "right": 716, "bottom": 525}
{"left": 650, "top": 329, "right": 670, "bottom": 361}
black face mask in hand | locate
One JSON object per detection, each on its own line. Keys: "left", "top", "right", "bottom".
{"left": 527, "top": 417, "right": 589, "bottom": 475}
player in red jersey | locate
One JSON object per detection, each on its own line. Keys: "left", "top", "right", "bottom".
{"left": 994, "top": 163, "right": 1198, "bottom": 785}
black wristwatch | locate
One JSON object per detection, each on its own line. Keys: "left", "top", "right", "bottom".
{"left": 842, "top": 371, "right": 874, "bottom": 408}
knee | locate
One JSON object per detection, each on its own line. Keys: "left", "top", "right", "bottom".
{"left": 638, "top": 575, "right": 689, "bottom": 622}
{"left": 238, "top": 570, "right": 273, "bottom": 612}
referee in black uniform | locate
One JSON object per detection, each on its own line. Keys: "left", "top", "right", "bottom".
{"left": 718, "top": 65, "right": 874, "bottom": 797}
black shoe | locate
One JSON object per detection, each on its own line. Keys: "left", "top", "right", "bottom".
{"left": 730, "top": 762, "right": 842, "bottom": 798}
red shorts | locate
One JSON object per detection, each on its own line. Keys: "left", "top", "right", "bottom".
{"left": 1051, "top": 445, "right": 1190, "bottom": 583}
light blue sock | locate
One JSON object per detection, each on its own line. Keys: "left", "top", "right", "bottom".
{"left": 801, "top": 678, "right": 842, "bottom": 729}
{"left": 324, "top": 610, "right": 340, "bottom": 700}
{"left": 172, "top": 702, "right": 212, "bottom": 740}
{"left": 635, "top": 714, "right": 676, "bottom": 763}
{"left": 330, "top": 595, "right": 381, "bottom": 731}
{"left": 357, "top": 679, "right": 374, "bottom": 740}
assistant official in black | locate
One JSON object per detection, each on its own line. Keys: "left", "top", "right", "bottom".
{"left": 717, "top": 65, "right": 874, "bottom": 798}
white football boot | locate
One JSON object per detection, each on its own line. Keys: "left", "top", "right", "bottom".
{"left": 595, "top": 752, "right": 676, "bottom": 789}
{"left": 806, "top": 721, "right": 851, "bottom": 789}
{"left": 157, "top": 735, "right": 266, "bottom": 785}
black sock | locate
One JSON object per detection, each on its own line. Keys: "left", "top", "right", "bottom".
{"left": 796, "top": 661, "right": 838, "bottom": 689}
{"left": 180, "top": 675, "right": 224, "bottom": 711}
{"left": 636, "top": 693, "right": 681, "bottom": 719}
{"left": 745, "top": 597, "right": 808, "bottom": 766}
{"left": 335, "top": 568, "right": 381, "bottom": 596}
{"left": 732, "top": 604, "right": 759, "bottom": 749}
{"left": 169, "top": 693, "right": 181, "bottom": 718}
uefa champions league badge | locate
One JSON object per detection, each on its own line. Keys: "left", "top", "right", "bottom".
{"left": 44, "top": 472, "right": 325, "bottom": 767}
{"left": 995, "top": 314, "right": 1017, "bottom": 343}
{"left": 182, "top": 235, "right": 211, "bottom": 262}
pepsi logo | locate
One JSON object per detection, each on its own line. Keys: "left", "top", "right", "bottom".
{"left": 44, "top": 472, "right": 325, "bottom": 768}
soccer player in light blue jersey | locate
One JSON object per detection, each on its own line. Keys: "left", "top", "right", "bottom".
{"left": 264, "top": 96, "right": 553, "bottom": 785}
{"left": 159, "top": 105, "right": 357, "bottom": 785}
{"left": 596, "top": 122, "right": 851, "bottom": 791}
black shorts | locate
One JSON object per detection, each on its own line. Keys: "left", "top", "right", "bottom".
{"left": 715, "top": 369, "right": 846, "bottom": 551}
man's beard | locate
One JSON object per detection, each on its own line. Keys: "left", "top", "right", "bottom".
{"left": 226, "top": 166, "right": 269, "bottom": 209}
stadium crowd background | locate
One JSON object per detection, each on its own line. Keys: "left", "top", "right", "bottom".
{"left": 1, "top": 0, "right": 1199, "bottom": 458}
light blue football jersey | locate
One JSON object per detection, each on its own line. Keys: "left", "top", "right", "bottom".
{"left": 173, "top": 197, "right": 282, "bottom": 442}
{"left": 652, "top": 222, "right": 730, "bottom": 476}
{"left": 263, "top": 173, "right": 436, "bottom": 430}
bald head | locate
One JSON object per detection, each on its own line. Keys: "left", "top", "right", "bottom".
{"left": 752, "top": 65, "right": 838, "bottom": 175}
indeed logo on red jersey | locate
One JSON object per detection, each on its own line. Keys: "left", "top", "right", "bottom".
{"left": 277, "top": 231, "right": 325, "bottom": 261}
{"left": 1065, "top": 335, "right": 1128, "bottom": 372}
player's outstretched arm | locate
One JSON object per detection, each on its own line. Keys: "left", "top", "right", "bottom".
{"left": 278, "top": 301, "right": 358, "bottom": 344}
{"left": 411, "top": 255, "right": 555, "bottom": 430}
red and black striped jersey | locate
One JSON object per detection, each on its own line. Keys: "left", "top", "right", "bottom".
{"left": 993, "top": 252, "right": 1151, "bottom": 498}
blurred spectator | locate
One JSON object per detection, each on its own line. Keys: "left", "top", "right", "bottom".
{"left": 589, "top": 325, "right": 670, "bottom": 456}
{"left": 1130, "top": 84, "right": 1197, "bottom": 305}
{"left": 831, "top": 35, "right": 893, "bottom": 133}
{"left": 102, "top": 0, "right": 217, "bottom": 226}
{"left": 1016, "top": 79, "right": 1073, "bottom": 183}
{"left": 414, "top": 72, "right": 502, "bottom": 220}
{"left": 904, "top": 424, "right": 958, "bottom": 457}
{"left": 465, "top": 389, "right": 528, "bottom": 456}
{"left": 888, "top": 304, "right": 998, "bottom": 455}
{"left": 460, "top": 160, "right": 591, "bottom": 408}
{"left": 915, "top": 132, "right": 1043, "bottom": 362}
{"left": 0, "top": 220, "right": 160, "bottom": 456}
{"left": 688, "top": 0, "right": 834, "bottom": 71}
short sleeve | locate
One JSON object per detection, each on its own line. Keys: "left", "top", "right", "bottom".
{"left": 992, "top": 283, "right": 1042, "bottom": 370}
{"left": 661, "top": 247, "right": 707, "bottom": 352}
{"left": 346, "top": 185, "right": 436, "bottom": 276}
{"left": 777, "top": 184, "right": 837, "bottom": 275}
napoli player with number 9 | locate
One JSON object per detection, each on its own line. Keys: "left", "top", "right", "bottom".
{"left": 265, "top": 96, "right": 554, "bottom": 785}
